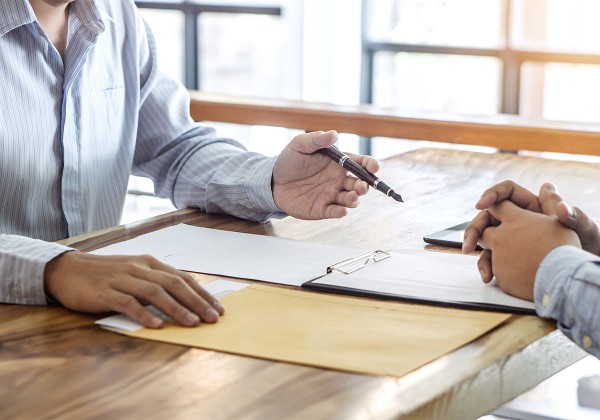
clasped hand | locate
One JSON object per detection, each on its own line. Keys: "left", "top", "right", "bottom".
{"left": 462, "top": 181, "right": 600, "bottom": 300}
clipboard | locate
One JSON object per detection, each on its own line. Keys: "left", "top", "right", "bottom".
{"left": 303, "top": 249, "right": 536, "bottom": 314}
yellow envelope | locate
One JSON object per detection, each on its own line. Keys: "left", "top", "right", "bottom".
{"left": 123, "top": 284, "right": 510, "bottom": 377}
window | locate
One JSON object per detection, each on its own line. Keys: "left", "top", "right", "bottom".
{"left": 363, "top": 0, "right": 600, "bottom": 120}
{"left": 137, "top": 2, "right": 298, "bottom": 157}
{"left": 361, "top": 0, "right": 600, "bottom": 156}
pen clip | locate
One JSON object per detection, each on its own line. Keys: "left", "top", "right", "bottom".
{"left": 327, "top": 250, "right": 391, "bottom": 275}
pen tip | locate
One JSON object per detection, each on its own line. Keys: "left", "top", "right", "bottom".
{"left": 391, "top": 192, "right": 404, "bottom": 203}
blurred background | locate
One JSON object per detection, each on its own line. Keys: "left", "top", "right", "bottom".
{"left": 125, "top": 3, "right": 600, "bottom": 417}
{"left": 127, "top": 0, "right": 600, "bottom": 222}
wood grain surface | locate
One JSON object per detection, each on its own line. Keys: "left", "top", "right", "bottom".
{"left": 2, "top": 148, "right": 598, "bottom": 419}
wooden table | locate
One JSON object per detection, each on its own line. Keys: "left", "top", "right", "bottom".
{"left": 2, "top": 148, "right": 599, "bottom": 419}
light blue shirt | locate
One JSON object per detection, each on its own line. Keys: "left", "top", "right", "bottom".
{"left": 535, "top": 245, "right": 600, "bottom": 358}
{"left": 0, "top": 0, "right": 281, "bottom": 305}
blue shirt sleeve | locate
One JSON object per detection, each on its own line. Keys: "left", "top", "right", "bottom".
{"left": 534, "top": 245, "right": 600, "bottom": 358}
{"left": 0, "top": 236, "right": 73, "bottom": 305}
{"left": 130, "top": 19, "right": 285, "bottom": 223}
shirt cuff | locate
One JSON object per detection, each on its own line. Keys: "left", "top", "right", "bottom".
{"left": 534, "top": 245, "right": 599, "bottom": 318}
{"left": 0, "top": 235, "right": 73, "bottom": 305}
{"left": 244, "top": 155, "right": 286, "bottom": 222}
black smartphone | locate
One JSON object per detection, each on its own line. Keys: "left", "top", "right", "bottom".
{"left": 423, "top": 221, "right": 482, "bottom": 250}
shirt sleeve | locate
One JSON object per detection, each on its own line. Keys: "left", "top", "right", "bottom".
{"left": 534, "top": 245, "right": 600, "bottom": 358}
{"left": 0, "top": 235, "right": 73, "bottom": 305}
{"left": 130, "top": 18, "right": 285, "bottom": 223}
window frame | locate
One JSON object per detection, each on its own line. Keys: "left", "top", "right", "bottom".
{"left": 135, "top": 1, "right": 282, "bottom": 89}
{"left": 360, "top": 0, "right": 600, "bottom": 115}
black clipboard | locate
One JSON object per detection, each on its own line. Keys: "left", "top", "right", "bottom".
{"left": 302, "top": 249, "right": 536, "bottom": 315}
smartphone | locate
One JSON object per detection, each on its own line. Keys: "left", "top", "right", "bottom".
{"left": 423, "top": 221, "right": 481, "bottom": 250}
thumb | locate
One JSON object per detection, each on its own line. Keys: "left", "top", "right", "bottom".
{"left": 556, "top": 201, "right": 600, "bottom": 255}
{"left": 291, "top": 130, "right": 338, "bottom": 154}
{"left": 538, "top": 182, "right": 564, "bottom": 217}
{"left": 557, "top": 202, "right": 599, "bottom": 240}
{"left": 556, "top": 201, "right": 577, "bottom": 230}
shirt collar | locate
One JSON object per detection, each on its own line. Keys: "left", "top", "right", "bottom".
{"left": 0, "top": 0, "right": 36, "bottom": 37}
{"left": 71, "top": 0, "right": 105, "bottom": 34}
{"left": 0, "top": 0, "right": 104, "bottom": 38}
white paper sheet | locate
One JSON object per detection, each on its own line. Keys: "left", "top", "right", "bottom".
{"left": 91, "top": 224, "right": 365, "bottom": 286}
{"left": 91, "top": 225, "right": 534, "bottom": 312}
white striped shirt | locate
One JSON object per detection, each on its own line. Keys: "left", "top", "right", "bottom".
{"left": 0, "top": 0, "right": 281, "bottom": 305}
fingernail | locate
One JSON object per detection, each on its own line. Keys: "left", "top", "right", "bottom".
{"left": 149, "top": 317, "right": 163, "bottom": 328}
{"left": 213, "top": 301, "right": 226, "bottom": 315}
{"left": 185, "top": 313, "right": 200, "bottom": 325}
{"left": 479, "top": 267, "right": 487, "bottom": 280}
{"left": 565, "top": 203, "right": 575, "bottom": 219}
{"left": 203, "top": 307, "right": 219, "bottom": 323}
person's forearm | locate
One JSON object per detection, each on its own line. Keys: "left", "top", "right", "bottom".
{"left": 131, "top": 67, "right": 283, "bottom": 223}
{"left": 0, "top": 235, "right": 72, "bottom": 305}
{"left": 535, "top": 246, "right": 600, "bottom": 358}
{"left": 173, "top": 142, "right": 284, "bottom": 222}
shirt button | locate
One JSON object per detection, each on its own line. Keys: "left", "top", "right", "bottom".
{"left": 542, "top": 294, "right": 550, "bottom": 307}
{"left": 583, "top": 335, "right": 593, "bottom": 349}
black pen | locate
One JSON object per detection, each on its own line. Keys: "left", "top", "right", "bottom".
{"left": 318, "top": 145, "right": 404, "bottom": 203}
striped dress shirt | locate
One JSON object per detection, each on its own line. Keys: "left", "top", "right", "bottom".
{"left": 535, "top": 246, "right": 600, "bottom": 358}
{"left": 0, "top": 0, "right": 281, "bottom": 305}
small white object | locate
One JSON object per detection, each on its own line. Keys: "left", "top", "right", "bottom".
{"left": 95, "top": 279, "right": 249, "bottom": 332}
{"left": 542, "top": 294, "right": 550, "bottom": 307}
{"left": 578, "top": 374, "right": 600, "bottom": 410}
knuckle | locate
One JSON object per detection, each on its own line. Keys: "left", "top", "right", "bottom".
{"left": 140, "top": 254, "right": 159, "bottom": 265}
{"left": 547, "top": 192, "right": 562, "bottom": 201}
{"left": 164, "top": 275, "right": 186, "bottom": 290}
{"left": 115, "top": 294, "right": 139, "bottom": 310}
{"left": 167, "top": 303, "right": 189, "bottom": 320}
{"left": 120, "top": 260, "right": 142, "bottom": 274}
{"left": 95, "top": 290, "right": 111, "bottom": 306}
{"left": 143, "top": 283, "right": 164, "bottom": 299}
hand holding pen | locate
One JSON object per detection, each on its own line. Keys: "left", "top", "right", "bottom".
{"left": 271, "top": 130, "right": 398, "bottom": 220}
{"left": 318, "top": 145, "right": 404, "bottom": 203}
